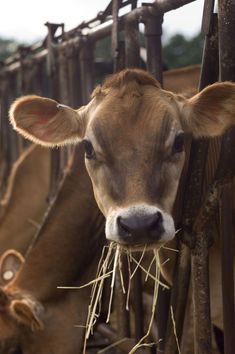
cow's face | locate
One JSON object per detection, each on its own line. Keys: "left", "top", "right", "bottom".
{"left": 84, "top": 85, "right": 185, "bottom": 249}
{"left": 10, "top": 69, "right": 235, "bottom": 250}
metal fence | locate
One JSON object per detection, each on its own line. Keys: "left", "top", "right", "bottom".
{"left": 0, "top": 0, "right": 234, "bottom": 353}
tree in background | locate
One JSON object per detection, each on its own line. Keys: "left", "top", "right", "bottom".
{"left": 163, "top": 33, "right": 203, "bottom": 69}
{"left": 0, "top": 32, "right": 203, "bottom": 69}
{"left": 0, "top": 38, "right": 18, "bottom": 61}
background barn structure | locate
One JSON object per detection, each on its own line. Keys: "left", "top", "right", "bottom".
{"left": 0, "top": 0, "right": 234, "bottom": 353}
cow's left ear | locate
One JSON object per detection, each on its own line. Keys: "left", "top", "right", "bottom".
{"left": 10, "top": 298, "right": 44, "bottom": 331}
{"left": 179, "top": 81, "right": 235, "bottom": 137}
{"left": 0, "top": 250, "right": 24, "bottom": 284}
{"left": 9, "top": 95, "right": 88, "bottom": 147}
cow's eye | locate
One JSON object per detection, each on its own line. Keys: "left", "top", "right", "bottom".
{"left": 172, "top": 132, "right": 184, "bottom": 154}
{"left": 83, "top": 139, "right": 96, "bottom": 159}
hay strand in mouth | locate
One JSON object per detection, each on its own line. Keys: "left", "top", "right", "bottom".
{"left": 145, "top": 253, "right": 155, "bottom": 282}
{"left": 162, "top": 245, "right": 179, "bottom": 253}
{"left": 106, "top": 245, "right": 120, "bottom": 323}
{"left": 128, "top": 249, "right": 160, "bottom": 354}
{"left": 82, "top": 243, "right": 115, "bottom": 354}
{"left": 126, "top": 253, "right": 132, "bottom": 311}
{"left": 130, "top": 245, "right": 146, "bottom": 280}
{"left": 129, "top": 253, "right": 170, "bottom": 290}
{"left": 57, "top": 271, "right": 113, "bottom": 290}
{"left": 118, "top": 251, "right": 126, "bottom": 294}
{"left": 170, "top": 305, "right": 181, "bottom": 354}
{"left": 81, "top": 242, "right": 172, "bottom": 354}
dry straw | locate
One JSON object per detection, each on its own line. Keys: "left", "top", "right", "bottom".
{"left": 58, "top": 239, "right": 180, "bottom": 353}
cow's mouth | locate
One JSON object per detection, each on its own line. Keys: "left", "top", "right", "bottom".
{"left": 110, "top": 239, "right": 167, "bottom": 253}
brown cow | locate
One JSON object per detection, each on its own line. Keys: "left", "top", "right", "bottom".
{"left": 9, "top": 68, "right": 235, "bottom": 251}
{"left": 0, "top": 145, "right": 50, "bottom": 256}
{"left": 0, "top": 145, "right": 105, "bottom": 354}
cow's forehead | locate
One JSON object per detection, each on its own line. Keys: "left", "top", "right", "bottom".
{"left": 87, "top": 86, "right": 181, "bottom": 152}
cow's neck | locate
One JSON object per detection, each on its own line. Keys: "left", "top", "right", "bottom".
{"left": 11, "top": 145, "right": 105, "bottom": 301}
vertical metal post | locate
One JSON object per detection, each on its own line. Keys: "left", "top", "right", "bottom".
{"left": 80, "top": 38, "right": 94, "bottom": 104}
{"left": 67, "top": 43, "right": 83, "bottom": 108}
{"left": 165, "top": 2, "right": 218, "bottom": 353}
{"left": 143, "top": 9, "right": 167, "bottom": 353}
{"left": 124, "top": 19, "right": 140, "bottom": 68}
{"left": 58, "top": 43, "right": 70, "bottom": 106}
{"left": 144, "top": 13, "right": 163, "bottom": 84}
{"left": 45, "top": 22, "right": 63, "bottom": 202}
{"left": 217, "top": 2, "right": 235, "bottom": 353}
{"left": 111, "top": 0, "right": 123, "bottom": 72}
{"left": 191, "top": 5, "right": 218, "bottom": 354}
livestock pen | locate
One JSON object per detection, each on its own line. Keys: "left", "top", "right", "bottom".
{"left": 0, "top": 0, "right": 234, "bottom": 353}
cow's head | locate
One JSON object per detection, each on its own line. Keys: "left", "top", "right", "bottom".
{"left": 9, "top": 69, "right": 235, "bottom": 250}
{"left": 0, "top": 250, "right": 43, "bottom": 353}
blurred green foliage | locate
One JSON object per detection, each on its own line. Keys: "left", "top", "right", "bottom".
{"left": 0, "top": 38, "right": 18, "bottom": 61}
{"left": 163, "top": 33, "right": 203, "bottom": 69}
{"left": 0, "top": 31, "right": 203, "bottom": 69}
{"left": 95, "top": 31, "right": 203, "bottom": 69}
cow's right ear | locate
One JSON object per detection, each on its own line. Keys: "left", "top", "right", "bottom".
{"left": 9, "top": 95, "right": 88, "bottom": 147}
{"left": 0, "top": 250, "right": 24, "bottom": 284}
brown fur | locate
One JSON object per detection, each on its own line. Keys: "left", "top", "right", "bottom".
{"left": 0, "top": 145, "right": 50, "bottom": 256}
{"left": 0, "top": 145, "right": 105, "bottom": 353}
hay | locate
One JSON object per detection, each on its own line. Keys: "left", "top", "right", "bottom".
{"left": 60, "top": 240, "right": 175, "bottom": 353}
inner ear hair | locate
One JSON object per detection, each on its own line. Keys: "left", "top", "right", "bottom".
{"left": 0, "top": 250, "right": 24, "bottom": 284}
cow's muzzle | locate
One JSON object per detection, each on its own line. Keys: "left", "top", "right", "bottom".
{"left": 105, "top": 205, "right": 175, "bottom": 248}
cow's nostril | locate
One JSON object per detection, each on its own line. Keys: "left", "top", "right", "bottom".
{"left": 117, "top": 216, "right": 132, "bottom": 237}
{"left": 151, "top": 211, "right": 163, "bottom": 230}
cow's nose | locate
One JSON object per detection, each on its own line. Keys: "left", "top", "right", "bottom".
{"left": 117, "top": 212, "right": 164, "bottom": 244}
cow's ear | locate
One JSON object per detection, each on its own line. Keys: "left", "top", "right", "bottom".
{"left": 9, "top": 95, "right": 87, "bottom": 147}
{"left": 180, "top": 81, "right": 235, "bottom": 137}
{"left": 10, "top": 299, "right": 43, "bottom": 331}
{"left": 0, "top": 250, "right": 24, "bottom": 284}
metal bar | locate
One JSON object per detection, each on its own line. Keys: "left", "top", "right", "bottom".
{"left": 0, "top": 0, "right": 196, "bottom": 75}
{"left": 165, "top": 5, "right": 218, "bottom": 354}
{"left": 144, "top": 13, "right": 163, "bottom": 83}
{"left": 58, "top": 44, "right": 70, "bottom": 105}
{"left": 115, "top": 256, "right": 131, "bottom": 342}
{"left": 79, "top": 37, "right": 94, "bottom": 104}
{"left": 191, "top": 7, "right": 219, "bottom": 354}
{"left": 124, "top": 18, "right": 140, "bottom": 68}
{"left": 111, "top": 0, "right": 122, "bottom": 71}
{"left": 67, "top": 43, "right": 83, "bottom": 108}
{"left": 217, "top": 2, "right": 235, "bottom": 353}
{"left": 46, "top": 23, "right": 63, "bottom": 202}
{"left": 191, "top": 231, "right": 212, "bottom": 354}
{"left": 220, "top": 183, "right": 235, "bottom": 354}
{"left": 131, "top": 261, "right": 144, "bottom": 341}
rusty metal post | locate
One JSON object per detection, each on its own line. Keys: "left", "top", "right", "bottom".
{"left": 217, "top": 2, "right": 235, "bottom": 353}
{"left": 110, "top": 7, "right": 132, "bottom": 347}
{"left": 67, "top": 43, "right": 83, "bottom": 108}
{"left": 143, "top": 9, "right": 167, "bottom": 353}
{"left": 58, "top": 43, "right": 70, "bottom": 106}
{"left": 165, "top": 2, "right": 218, "bottom": 353}
{"left": 143, "top": 12, "right": 163, "bottom": 84}
{"left": 45, "top": 22, "right": 64, "bottom": 202}
{"left": 124, "top": 18, "right": 140, "bottom": 68}
{"left": 79, "top": 37, "right": 94, "bottom": 104}
{"left": 111, "top": 0, "right": 124, "bottom": 72}
{"left": 220, "top": 184, "right": 235, "bottom": 354}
